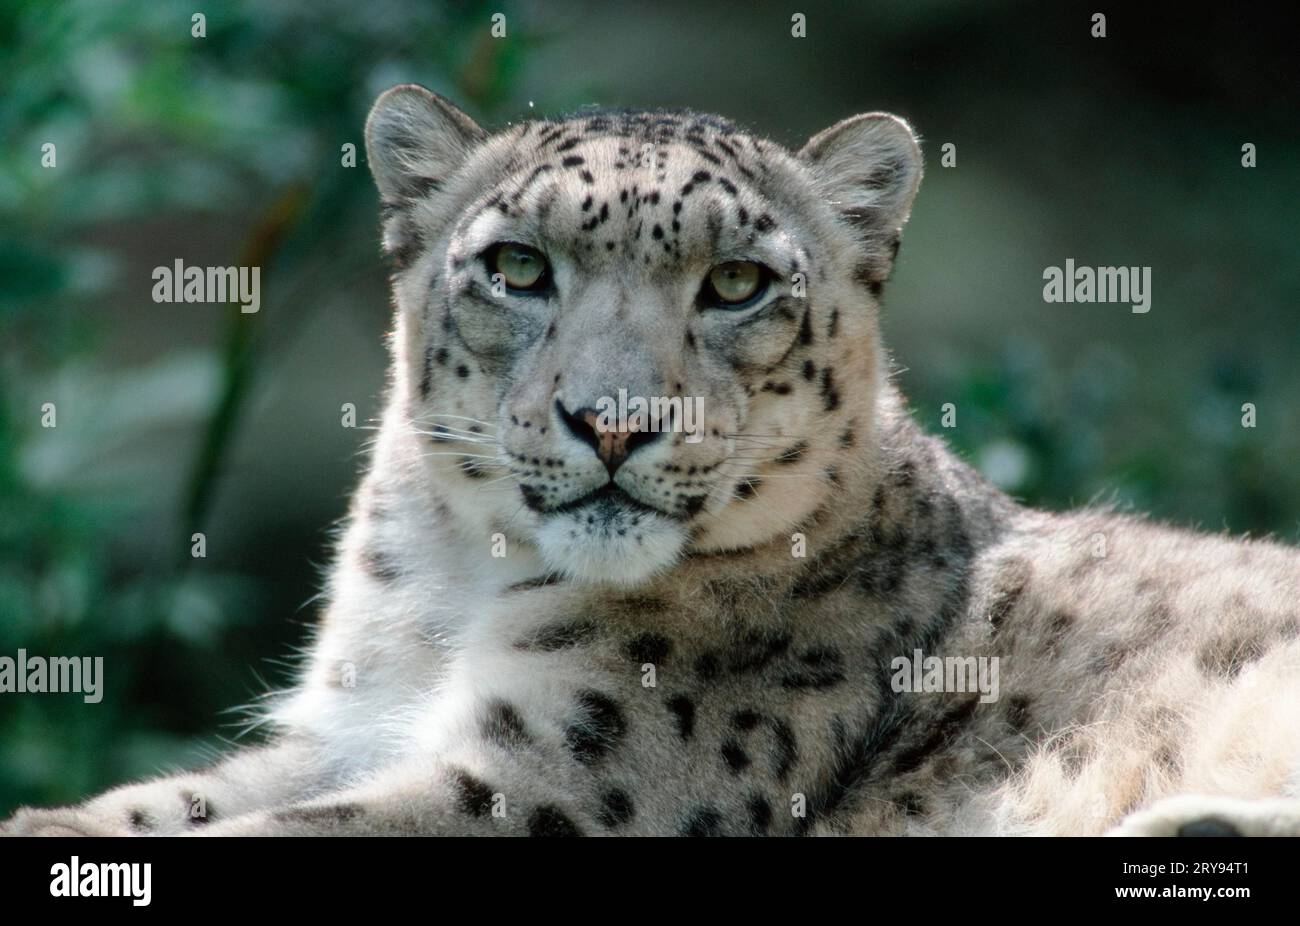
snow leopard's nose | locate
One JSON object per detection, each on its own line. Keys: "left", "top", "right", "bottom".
{"left": 556, "top": 398, "right": 663, "bottom": 476}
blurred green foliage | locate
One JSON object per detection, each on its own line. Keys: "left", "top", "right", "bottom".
{"left": 1, "top": 1, "right": 1297, "bottom": 816}
{"left": 0, "top": 0, "right": 540, "bottom": 812}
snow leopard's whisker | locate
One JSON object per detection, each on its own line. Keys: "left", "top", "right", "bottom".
{"left": 409, "top": 429, "right": 498, "bottom": 445}
{"left": 721, "top": 451, "right": 801, "bottom": 462}
{"left": 418, "top": 451, "right": 502, "bottom": 461}
{"left": 406, "top": 414, "right": 502, "bottom": 439}
{"left": 726, "top": 473, "right": 823, "bottom": 480}
{"left": 724, "top": 435, "right": 807, "bottom": 441}
{"left": 414, "top": 412, "right": 501, "bottom": 430}
{"left": 408, "top": 421, "right": 496, "bottom": 437}
{"left": 502, "top": 500, "right": 532, "bottom": 532}
{"left": 476, "top": 472, "right": 524, "bottom": 490}
{"left": 718, "top": 454, "right": 818, "bottom": 469}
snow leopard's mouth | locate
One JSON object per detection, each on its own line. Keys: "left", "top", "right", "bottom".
{"left": 528, "top": 482, "right": 690, "bottom": 585}
{"left": 539, "top": 483, "right": 674, "bottom": 521}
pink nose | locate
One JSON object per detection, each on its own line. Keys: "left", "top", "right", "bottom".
{"left": 581, "top": 410, "right": 645, "bottom": 471}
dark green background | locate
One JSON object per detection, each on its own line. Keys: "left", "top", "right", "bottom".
{"left": 1, "top": 0, "right": 1297, "bottom": 815}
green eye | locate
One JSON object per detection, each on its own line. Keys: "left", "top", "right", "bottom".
{"left": 706, "top": 261, "right": 766, "bottom": 307}
{"left": 492, "top": 243, "right": 549, "bottom": 291}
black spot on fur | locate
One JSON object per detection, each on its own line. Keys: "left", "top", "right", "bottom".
{"left": 597, "top": 788, "right": 636, "bottom": 828}
{"left": 1197, "top": 631, "right": 1269, "bottom": 680}
{"left": 682, "top": 494, "right": 708, "bottom": 517}
{"left": 781, "top": 646, "right": 846, "bottom": 690}
{"left": 721, "top": 738, "right": 752, "bottom": 774}
{"left": 506, "top": 574, "right": 564, "bottom": 593}
{"left": 694, "top": 652, "right": 721, "bottom": 680}
{"left": 1005, "top": 695, "right": 1034, "bottom": 734}
{"left": 1045, "top": 609, "right": 1076, "bottom": 652}
{"left": 890, "top": 696, "right": 980, "bottom": 776}
{"left": 275, "top": 803, "right": 362, "bottom": 826}
{"left": 515, "top": 618, "right": 599, "bottom": 651}
{"left": 481, "top": 699, "right": 533, "bottom": 748}
{"left": 449, "top": 769, "right": 495, "bottom": 818}
{"left": 127, "top": 809, "right": 153, "bottom": 832}
{"left": 419, "top": 344, "right": 435, "bottom": 398}
{"left": 565, "top": 690, "right": 627, "bottom": 765}
{"left": 519, "top": 484, "right": 546, "bottom": 511}
{"left": 799, "top": 305, "right": 814, "bottom": 345}
{"left": 776, "top": 441, "right": 808, "bottom": 464}
{"left": 682, "top": 806, "right": 723, "bottom": 836}
{"left": 361, "top": 546, "right": 400, "bottom": 583}
{"left": 667, "top": 694, "right": 697, "bottom": 740}
{"left": 987, "top": 558, "right": 1032, "bottom": 632}
{"left": 528, "top": 805, "right": 584, "bottom": 837}
{"left": 748, "top": 794, "right": 773, "bottom": 833}
{"left": 729, "top": 629, "right": 792, "bottom": 673}
{"left": 896, "top": 792, "right": 927, "bottom": 817}
{"left": 819, "top": 367, "right": 840, "bottom": 411}
{"left": 732, "top": 708, "right": 763, "bottom": 732}
{"left": 770, "top": 719, "right": 798, "bottom": 782}
{"left": 625, "top": 632, "right": 673, "bottom": 666}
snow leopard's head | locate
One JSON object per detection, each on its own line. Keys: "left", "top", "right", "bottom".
{"left": 364, "top": 85, "right": 921, "bottom": 586}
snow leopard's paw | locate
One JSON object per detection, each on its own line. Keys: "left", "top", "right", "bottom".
{"left": 0, "top": 805, "right": 120, "bottom": 837}
{"left": 1109, "top": 794, "right": 1300, "bottom": 837}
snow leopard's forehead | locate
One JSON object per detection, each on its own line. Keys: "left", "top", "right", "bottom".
{"left": 445, "top": 109, "right": 821, "bottom": 283}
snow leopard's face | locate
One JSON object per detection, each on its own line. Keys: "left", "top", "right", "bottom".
{"left": 365, "top": 86, "right": 921, "bottom": 586}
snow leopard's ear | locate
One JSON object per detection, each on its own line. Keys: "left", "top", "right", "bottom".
{"left": 365, "top": 84, "right": 486, "bottom": 206}
{"left": 798, "top": 113, "right": 922, "bottom": 285}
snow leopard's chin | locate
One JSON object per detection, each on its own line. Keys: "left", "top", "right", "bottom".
{"left": 530, "top": 493, "right": 686, "bottom": 586}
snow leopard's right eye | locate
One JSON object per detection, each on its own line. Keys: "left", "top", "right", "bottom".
{"left": 700, "top": 260, "right": 770, "bottom": 309}
{"left": 487, "top": 243, "right": 550, "bottom": 294}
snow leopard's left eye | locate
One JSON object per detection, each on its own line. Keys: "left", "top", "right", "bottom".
{"left": 700, "top": 260, "right": 769, "bottom": 309}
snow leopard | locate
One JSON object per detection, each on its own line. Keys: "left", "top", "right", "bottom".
{"left": 5, "top": 85, "right": 1299, "bottom": 837}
